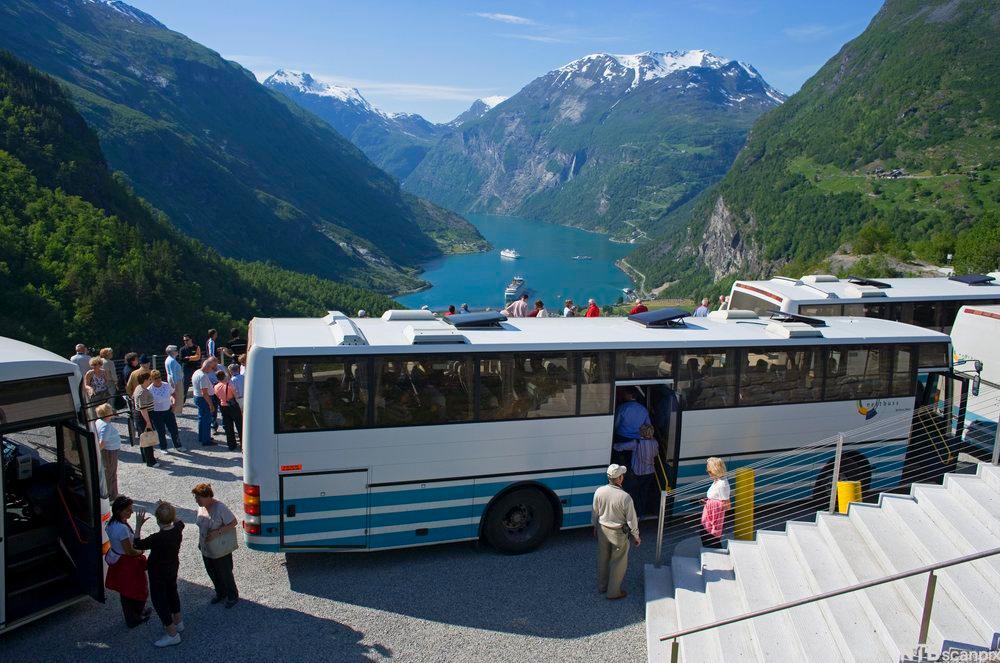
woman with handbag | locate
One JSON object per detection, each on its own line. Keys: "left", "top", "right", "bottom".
{"left": 213, "top": 370, "right": 242, "bottom": 450}
{"left": 132, "top": 369, "right": 158, "bottom": 466}
{"left": 149, "top": 370, "right": 182, "bottom": 451}
{"left": 83, "top": 356, "right": 112, "bottom": 422}
{"left": 105, "top": 495, "right": 152, "bottom": 627}
{"left": 193, "top": 483, "right": 239, "bottom": 607}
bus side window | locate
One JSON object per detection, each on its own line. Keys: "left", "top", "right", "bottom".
{"left": 911, "top": 302, "right": 937, "bottom": 329}
{"left": 276, "top": 358, "right": 368, "bottom": 431}
{"left": 729, "top": 291, "right": 773, "bottom": 316}
{"left": 824, "top": 346, "right": 891, "bottom": 401}
{"left": 677, "top": 350, "right": 735, "bottom": 409}
{"left": 892, "top": 345, "right": 915, "bottom": 397}
{"left": 862, "top": 303, "right": 888, "bottom": 319}
{"left": 614, "top": 351, "right": 674, "bottom": 380}
{"left": 739, "top": 348, "right": 823, "bottom": 406}
{"left": 800, "top": 304, "right": 843, "bottom": 316}
{"left": 580, "top": 353, "right": 613, "bottom": 415}
{"left": 374, "top": 356, "right": 473, "bottom": 426}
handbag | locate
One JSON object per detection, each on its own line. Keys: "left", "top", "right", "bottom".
{"left": 204, "top": 526, "right": 238, "bottom": 559}
{"left": 138, "top": 429, "right": 159, "bottom": 448}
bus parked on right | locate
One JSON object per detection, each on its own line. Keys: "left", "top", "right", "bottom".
{"left": 951, "top": 304, "right": 1000, "bottom": 461}
{"left": 726, "top": 272, "right": 1000, "bottom": 334}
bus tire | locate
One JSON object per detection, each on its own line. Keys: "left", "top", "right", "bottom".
{"left": 482, "top": 487, "right": 555, "bottom": 554}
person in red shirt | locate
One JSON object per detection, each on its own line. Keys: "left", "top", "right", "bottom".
{"left": 585, "top": 298, "right": 601, "bottom": 317}
{"left": 630, "top": 299, "right": 648, "bottom": 315}
{"left": 444, "top": 305, "right": 456, "bottom": 316}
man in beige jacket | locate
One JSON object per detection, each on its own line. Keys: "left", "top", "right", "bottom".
{"left": 593, "top": 464, "right": 640, "bottom": 600}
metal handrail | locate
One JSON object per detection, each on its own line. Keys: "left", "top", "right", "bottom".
{"left": 658, "top": 545, "right": 1000, "bottom": 643}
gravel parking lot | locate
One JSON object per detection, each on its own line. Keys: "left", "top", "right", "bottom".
{"left": 3, "top": 404, "right": 656, "bottom": 661}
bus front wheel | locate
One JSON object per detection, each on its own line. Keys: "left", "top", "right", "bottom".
{"left": 483, "top": 488, "right": 555, "bottom": 554}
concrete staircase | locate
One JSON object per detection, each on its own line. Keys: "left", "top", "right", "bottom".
{"left": 645, "top": 463, "right": 1000, "bottom": 662}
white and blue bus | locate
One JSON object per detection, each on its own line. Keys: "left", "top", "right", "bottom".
{"left": 240, "top": 309, "right": 953, "bottom": 554}
{"left": 951, "top": 304, "right": 1000, "bottom": 460}
{"left": 727, "top": 272, "right": 1000, "bottom": 334}
{"left": 1, "top": 337, "right": 110, "bottom": 633}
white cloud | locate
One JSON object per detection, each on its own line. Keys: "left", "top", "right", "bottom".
{"left": 307, "top": 74, "right": 496, "bottom": 103}
{"left": 500, "top": 33, "right": 569, "bottom": 44}
{"left": 474, "top": 12, "right": 536, "bottom": 25}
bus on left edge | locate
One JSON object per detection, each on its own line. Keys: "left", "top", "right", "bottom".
{"left": 1, "top": 336, "right": 110, "bottom": 634}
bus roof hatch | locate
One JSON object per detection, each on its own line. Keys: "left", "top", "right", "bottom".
{"left": 628, "top": 308, "right": 690, "bottom": 328}
{"left": 443, "top": 311, "right": 508, "bottom": 329}
{"left": 949, "top": 274, "right": 997, "bottom": 286}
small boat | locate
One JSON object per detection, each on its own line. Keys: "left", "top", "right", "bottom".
{"left": 504, "top": 276, "right": 526, "bottom": 303}
{"left": 500, "top": 248, "right": 521, "bottom": 259}
{"left": 572, "top": 255, "right": 592, "bottom": 261}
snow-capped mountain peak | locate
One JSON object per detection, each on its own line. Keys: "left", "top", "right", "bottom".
{"left": 264, "top": 70, "right": 373, "bottom": 110}
{"left": 81, "top": 0, "right": 164, "bottom": 27}
{"left": 556, "top": 49, "right": 738, "bottom": 89}
{"left": 480, "top": 95, "right": 508, "bottom": 110}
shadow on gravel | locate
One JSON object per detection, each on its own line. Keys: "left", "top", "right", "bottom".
{"left": 1, "top": 579, "right": 389, "bottom": 663}
{"left": 284, "top": 528, "right": 646, "bottom": 638}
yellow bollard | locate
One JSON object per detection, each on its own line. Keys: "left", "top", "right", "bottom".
{"left": 837, "top": 480, "right": 862, "bottom": 514}
{"left": 733, "top": 467, "right": 754, "bottom": 540}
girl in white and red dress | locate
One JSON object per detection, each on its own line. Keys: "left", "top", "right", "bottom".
{"left": 700, "top": 456, "right": 730, "bottom": 548}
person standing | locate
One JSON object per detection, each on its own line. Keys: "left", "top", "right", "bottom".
{"left": 149, "top": 370, "right": 182, "bottom": 451}
{"left": 179, "top": 334, "right": 202, "bottom": 395}
{"left": 121, "top": 352, "right": 140, "bottom": 396}
{"left": 95, "top": 403, "right": 121, "bottom": 499}
{"left": 585, "top": 298, "right": 601, "bottom": 317}
{"left": 70, "top": 344, "right": 92, "bottom": 376}
{"left": 205, "top": 358, "right": 221, "bottom": 435}
{"left": 444, "top": 305, "right": 457, "bottom": 316}
{"left": 206, "top": 329, "right": 219, "bottom": 363}
{"left": 503, "top": 293, "right": 530, "bottom": 318}
{"left": 563, "top": 299, "right": 577, "bottom": 317}
{"left": 627, "top": 425, "right": 659, "bottom": 519}
{"left": 700, "top": 457, "right": 730, "bottom": 548}
{"left": 83, "top": 357, "right": 112, "bottom": 421}
{"left": 717, "top": 294, "right": 728, "bottom": 311}
{"left": 132, "top": 369, "right": 157, "bottom": 466}
{"left": 99, "top": 348, "right": 119, "bottom": 407}
{"left": 191, "top": 360, "right": 215, "bottom": 446}
{"left": 125, "top": 355, "right": 150, "bottom": 397}
{"left": 164, "top": 345, "right": 185, "bottom": 411}
{"left": 228, "top": 363, "right": 245, "bottom": 409}
{"left": 613, "top": 388, "right": 651, "bottom": 467}
{"left": 193, "top": 483, "right": 239, "bottom": 608}
{"left": 527, "top": 300, "right": 548, "bottom": 318}
{"left": 693, "top": 298, "right": 710, "bottom": 317}
{"left": 630, "top": 300, "right": 649, "bottom": 315}
{"left": 592, "top": 464, "right": 640, "bottom": 600}
{"left": 134, "top": 502, "right": 185, "bottom": 647}
{"left": 357, "top": 309, "right": 367, "bottom": 318}
{"left": 226, "top": 327, "right": 246, "bottom": 361}
{"left": 104, "top": 496, "right": 151, "bottom": 628}
{"left": 214, "top": 370, "right": 242, "bottom": 450}
{"left": 460, "top": 303, "right": 470, "bottom": 314}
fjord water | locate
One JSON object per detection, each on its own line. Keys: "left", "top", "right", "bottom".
{"left": 397, "top": 215, "right": 635, "bottom": 310}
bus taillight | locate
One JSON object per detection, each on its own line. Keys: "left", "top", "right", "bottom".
{"left": 243, "top": 483, "right": 260, "bottom": 516}
{"left": 243, "top": 521, "right": 261, "bottom": 535}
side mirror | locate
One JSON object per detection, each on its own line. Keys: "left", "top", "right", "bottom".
{"left": 972, "top": 374, "right": 981, "bottom": 397}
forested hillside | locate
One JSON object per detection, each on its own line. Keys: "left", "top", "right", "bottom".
{"left": 0, "top": 0, "right": 485, "bottom": 293}
{"left": 0, "top": 51, "right": 397, "bottom": 352}
{"left": 629, "top": 0, "right": 1000, "bottom": 296}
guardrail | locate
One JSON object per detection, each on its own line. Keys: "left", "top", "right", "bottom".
{"left": 658, "top": 546, "right": 1000, "bottom": 662}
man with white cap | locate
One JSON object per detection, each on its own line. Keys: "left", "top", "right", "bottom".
{"left": 592, "top": 463, "right": 640, "bottom": 600}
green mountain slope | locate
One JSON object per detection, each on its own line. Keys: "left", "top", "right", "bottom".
{"left": 0, "top": 50, "right": 397, "bottom": 352}
{"left": 0, "top": 0, "right": 484, "bottom": 292}
{"left": 630, "top": 0, "right": 1000, "bottom": 294}
{"left": 404, "top": 50, "right": 783, "bottom": 240}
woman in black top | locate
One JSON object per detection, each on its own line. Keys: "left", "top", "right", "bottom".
{"left": 134, "top": 501, "right": 185, "bottom": 648}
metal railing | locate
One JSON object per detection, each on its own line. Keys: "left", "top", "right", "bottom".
{"left": 658, "top": 546, "right": 1000, "bottom": 662}
{"left": 651, "top": 389, "right": 1000, "bottom": 568}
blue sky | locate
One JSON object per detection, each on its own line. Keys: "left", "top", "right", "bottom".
{"left": 128, "top": 0, "right": 883, "bottom": 123}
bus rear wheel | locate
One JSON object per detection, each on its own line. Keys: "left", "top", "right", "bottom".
{"left": 483, "top": 488, "right": 554, "bottom": 554}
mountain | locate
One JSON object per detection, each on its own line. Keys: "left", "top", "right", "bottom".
{"left": 0, "top": 50, "right": 398, "bottom": 352}
{"left": 628, "top": 0, "right": 1000, "bottom": 294}
{"left": 0, "top": 0, "right": 485, "bottom": 293}
{"left": 264, "top": 69, "right": 451, "bottom": 181}
{"left": 404, "top": 50, "right": 784, "bottom": 240}
{"left": 447, "top": 96, "right": 508, "bottom": 127}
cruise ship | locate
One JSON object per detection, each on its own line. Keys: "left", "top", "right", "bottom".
{"left": 504, "top": 276, "right": 526, "bottom": 303}
{"left": 499, "top": 248, "right": 520, "bottom": 259}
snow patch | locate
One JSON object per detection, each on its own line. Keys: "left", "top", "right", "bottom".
{"left": 480, "top": 95, "right": 508, "bottom": 109}
{"left": 557, "top": 49, "right": 731, "bottom": 89}
{"left": 264, "top": 69, "right": 374, "bottom": 110}
{"left": 82, "top": 0, "right": 164, "bottom": 27}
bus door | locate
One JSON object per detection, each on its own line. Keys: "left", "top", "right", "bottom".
{"left": 613, "top": 380, "right": 681, "bottom": 494}
{"left": 279, "top": 469, "right": 368, "bottom": 549}
{"left": 905, "top": 372, "right": 967, "bottom": 484}
{"left": 55, "top": 422, "right": 106, "bottom": 603}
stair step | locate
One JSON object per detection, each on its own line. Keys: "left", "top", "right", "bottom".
{"left": 911, "top": 485, "right": 1000, "bottom": 593}
{"left": 945, "top": 475, "right": 1000, "bottom": 539}
{"left": 672, "top": 555, "right": 724, "bottom": 662}
{"left": 645, "top": 564, "right": 677, "bottom": 663}
{"left": 756, "top": 530, "right": 853, "bottom": 661}
{"left": 727, "top": 540, "right": 806, "bottom": 661}
{"left": 6, "top": 548, "right": 59, "bottom": 571}
{"left": 816, "top": 513, "right": 925, "bottom": 656}
{"left": 881, "top": 494, "right": 1000, "bottom": 635}
{"left": 978, "top": 462, "right": 1000, "bottom": 494}
{"left": 7, "top": 571, "right": 72, "bottom": 597}
{"left": 848, "top": 500, "right": 989, "bottom": 648}
{"left": 700, "top": 550, "right": 760, "bottom": 661}
{"left": 786, "top": 522, "right": 895, "bottom": 662}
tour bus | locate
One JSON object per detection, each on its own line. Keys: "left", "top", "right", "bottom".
{"left": 240, "top": 308, "right": 954, "bottom": 554}
{"left": 0, "top": 337, "right": 109, "bottom": 633}
{"left": 951, "top": 305, "right": 1000, "bottom": 459}
{"left": 726, "top": 272, "right": 1000, "bottom": 333}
